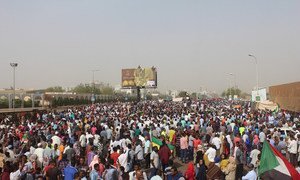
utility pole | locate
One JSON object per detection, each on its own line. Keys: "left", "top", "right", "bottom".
{"left": 10, "top": 63, "right": 18, "bottom": 112}
{"left": 249, "top": 54, "right": 259, "bottom": 101}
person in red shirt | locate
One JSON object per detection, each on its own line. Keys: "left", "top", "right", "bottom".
{"left": 1, "top": 161, "right": 12, "bottom": 180}
{"left": 193, "top": 135, "right": 202, "bottom": 152}
{"left": 110, "top": 147, "right": 120, "bottom": 167}
{"left": 158, "top": 141, "right": 171, "bottom": 172}
{"left": 185, "top": 162, "right": 195, "bottom": 180}
{"left": 44, "top": 160, "right": 60, "bottom": 180}
{"left": 234, "top": 133, "right": 241, "bottom": 146}
{"left": 221, "top": 138, "right": 229, "bottom": 157}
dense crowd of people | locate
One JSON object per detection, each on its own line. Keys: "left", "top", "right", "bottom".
{"left": 0, "top": 99, "right": 299, "bottom": 180}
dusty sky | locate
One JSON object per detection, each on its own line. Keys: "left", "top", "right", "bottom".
{"left": 0, "top": 0, "right": 299, "bottom": 94}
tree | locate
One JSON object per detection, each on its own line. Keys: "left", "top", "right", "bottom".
{"left": 100, "top": 86, "right": 115, "bottom": 95}
{"left": 142, "top": 94, "right": 151, "bottom": 100}
{"left": 45, "top": 86, "right": 65, "bottom": 92}
{"left": 72, "top": 84, "right": 101, "bottom": 94}
{"left": 178, "top": 91, "right": 188, "bottom": 98}
{"left": 23, "top": 99, "right": 31, "bottom": 108}
{"left": 190, "top": 92, "right": 198, "bottom": 99}
{"left": 221, "top": 87, "right": 242, "bottom": 98}
{"left": 240, "top": 92, "right": 251, "bottom": 100}
{"left": 0, "top": 98, "right": 9, "bottom": 108}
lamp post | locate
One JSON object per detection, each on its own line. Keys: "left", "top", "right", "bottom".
{"left": 10, "top": 63, "right": 18, "bottom": 112}
{"left": 91, "top": 69, "right": 100, "bottom": 103}
{"left": 248, "top": 54, "right": 259, "bottom": 101}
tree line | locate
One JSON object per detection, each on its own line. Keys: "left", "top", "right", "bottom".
{"left": 45, "top": 84, "right": 115, "bottom": 95}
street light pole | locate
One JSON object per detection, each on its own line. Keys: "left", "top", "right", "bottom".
{"left": 10, "top": 63, "right": 18, "bottom": 112}
{"left": 248, "top": 54, "right": 259, "bottom": 100}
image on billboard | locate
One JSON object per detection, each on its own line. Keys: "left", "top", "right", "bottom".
{"left": 122, "top": 67, "right": 157, "bottom": 88}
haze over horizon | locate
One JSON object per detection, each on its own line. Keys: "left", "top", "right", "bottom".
{"left": 0, "top": 1, "right": 299, "bottom": 94}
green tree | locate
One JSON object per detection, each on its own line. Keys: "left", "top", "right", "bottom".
{"left": 100, "top": 86, "right": 115, "bottom": 95}
{"left": 45, "top": 86, "right": 65, "bottom": 92}
{"left": 24, "top": 100, "right": 33, "bottom": 108}
{"left": 72, "top": 84, "right": 101, "bottom": 94}
{"left": 0, "top": 99, "right": 9, "bottom": 108}
{"left": 178, "top": 91, "right": 188, "bottom": 98}
{"left": 221, "top": 88, "right": 242, "bottom": 98}
{"left": 190, "top": 92, "right": 198, "bottom": 99}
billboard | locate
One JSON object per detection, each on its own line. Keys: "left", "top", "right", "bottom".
{"left": 251, "top": 88, "right": 267, "bottom": 102}
{"left": 122, "top": 67, "right": 157, "bottom": 88}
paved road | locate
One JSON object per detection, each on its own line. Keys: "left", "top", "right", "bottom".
{"left": 0, "top": 105, "right": 80, "bottom": 113}
{"left": 0, "top": 107, "right": 46, "bottom": 113}
{"left": 144, "top": 157, "right": 189, "bottom": 176}
{"left": 174, "top": 157, "right": 190, "bottom": 173}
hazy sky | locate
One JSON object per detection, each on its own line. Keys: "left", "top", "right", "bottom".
{"left": 0, "top": 0, "right": 299, "bottom": 93}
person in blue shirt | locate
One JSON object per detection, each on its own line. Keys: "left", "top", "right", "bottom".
{"left": 90, "top": 163, "right": 100, "bottom": 180}
{"left": 167, "top": 166, "right": 184, "bottom": 180}
{"left": 63, "top": 160, "right": 78, "bottom": 180}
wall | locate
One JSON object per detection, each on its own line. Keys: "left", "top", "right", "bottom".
{"left": 269, "top": 82, "right": 300, "bottom": 112}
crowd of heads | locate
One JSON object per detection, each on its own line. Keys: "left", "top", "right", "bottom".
{"left": 0, "top": 99, "right": 299, "bottom": 180}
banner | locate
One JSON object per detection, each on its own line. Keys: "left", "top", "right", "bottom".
{"left": 252, "top": 88, "right": 267, "bottom": 102}
{"left": 151, "top": 137, "right": 175, "bottom": 150}
{"left": 257, "top": 100, "right": 278, "bottom": 111}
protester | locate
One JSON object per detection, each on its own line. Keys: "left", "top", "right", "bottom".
{"left": 180, "top": 133, "right": 188, "bottom": 164}
{"left": 167, "top": 166, "right": 184, "bottom": 180}
{"left": 249, "top": 145, "right": 260, "bottom": 167}
{"left": 134, "top": 140, "right": 144, "bottom": 166}
{"left": 129, "top": 163, "right": 147, "bottom": 180}
{"left": 45, "top": 160, "right": 60, "bottom": 180}
{"left": 149, "top": 146, "right": 160, "bottom": 179}
{"left": 223, "top": 156, "right": 236, "bottom": 180}
{"left": 0, "top": 99, "right": 298, "bottom": 179}
{"left": 206, "top": 162, "right": 222, "bottom": 180}
{"left": 63, "top": 160, "right": 78, "bottom": 180}
{"left": 235, "top": 143, "right": 245, "bottom": 180}
{"left": 205, "top": 144, "right": 216, "bottom": 163}
{"left": 196, "top": 159, "right": 207, "bottom": 180}
{"left": 288, "top": 136, "right": 298, "bottom": 167}
{"left": 242, "top": 164, "right": 257, "bottom": 180}
{"left": 184, "top": 162, "right": 195, "bottom": 180}
{"left": 158, "top": 141, "right": 171, "bottom": 172}
{"left": 89, "top": 163, "right": 100, "bottom": 180}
